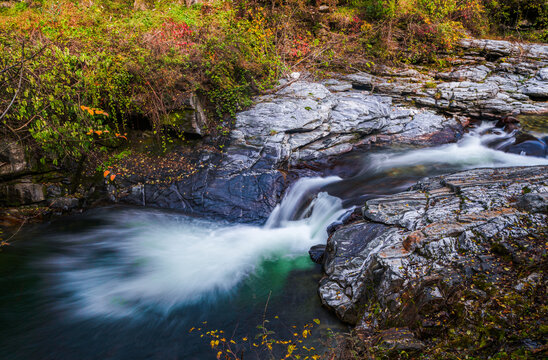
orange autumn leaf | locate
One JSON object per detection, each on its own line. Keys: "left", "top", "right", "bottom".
{"left": 103, "top": 170, "right": 110, "bottom": 178}
{"left": 110, "top": 174, "right": 116, "bottom": 181}
{"left": 94, "top": 130, "right": 103, "bottom": 136}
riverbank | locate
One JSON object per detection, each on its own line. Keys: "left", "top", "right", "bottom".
{"left": 320, "top": 165, "right": 548, "bottom": 358}
{"left": 1, "top": 2, "right": 547, "bottom": 220}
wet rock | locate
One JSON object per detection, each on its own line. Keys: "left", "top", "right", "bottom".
{"left": 507, "top": 139, "right": 547, "bottom": 157}
{"left": 0, "top": 179, "right": 45, "bottom": 205}
{"left": 309, "top": 244, "right": 326, "bottom": 263}
{"left": 50, "top": 197, "right": 80, "bottom": 211}
{"left": 116, "top": 80, "right": 464, "bottom": 222}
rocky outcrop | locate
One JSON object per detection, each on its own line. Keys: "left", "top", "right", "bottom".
{"left": 114, "top": 80, "right": 465, "bottom": 222}
{"left": 112, "top": 38, "right": 545, "bottom": 223}
{"left": 0, "top": 139, "right": 90, "bottom": 211}
{"left": 338, "top": 39, "right": 548, "bottom": 118}
{"left": 0, "top": 179, "right": 45, "bottom": 206}
{"left": 319, "top": 166, "right": 548, "bottom": 326}
{"left": 0, "top": 140, "right": 29, "bottom": 179}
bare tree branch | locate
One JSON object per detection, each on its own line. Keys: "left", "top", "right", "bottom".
{"left": 0, "top": 41, "right": 48, "bottom": 75}
{"left": 0, "top": 53, "right": 24, "bottom": 122}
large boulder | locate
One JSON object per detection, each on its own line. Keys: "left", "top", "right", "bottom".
{"left": 0, "top": 178, "right": 45, "bottom": 206}
{"left": 114, "top": 81, "right": 464, "bottom": 222}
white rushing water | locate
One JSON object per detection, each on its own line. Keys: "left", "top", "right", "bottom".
{"left": 364, "top": 122, "right": 548, "bottom": 172}
{"left": 43, "top": 177, "right": 345, "bottom": 317}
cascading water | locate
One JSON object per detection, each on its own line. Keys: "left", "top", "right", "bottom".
{"left": 1, "top": 121, "right": 547, "bottom": 360}
{"left": 366, "top": 122, "right": 548, "bottom": 171}
{"left": 38, "top": 177, "right": 345, "bottom": 318}
{"left": 326, "top": 122, "right": 548, "bottom": 206}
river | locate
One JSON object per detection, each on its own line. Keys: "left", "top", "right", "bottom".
{"left": 1, "top": 122, "right": 547, "bottom": 359}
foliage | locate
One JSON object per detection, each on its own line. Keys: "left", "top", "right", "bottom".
{"left": 0, "top": 37, "right": 132, "bottom": 165}
{"left": 1, "top": 0, "right": 545, "bottom": 170}
{"left": 484, "top": 0, "right": 548, "bottom": 32}
{"left": 191, "top": 316, "right": 326, "bottom": 359}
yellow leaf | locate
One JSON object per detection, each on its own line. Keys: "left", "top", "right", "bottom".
{"left": 216, "top": 351, "right": 222, "bottom": 359}
{"left": 242, "top": 337, "right": 248, "bottom": 341}
{"left": 313, "top": 319, "right": 320, "bottom": 325}
{"left": 189, "top": 327, "right": 195, "bottom": 333}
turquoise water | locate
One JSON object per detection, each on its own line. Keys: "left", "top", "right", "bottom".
{"left": 0, "top": 207, "right": 346, "bottom": 359}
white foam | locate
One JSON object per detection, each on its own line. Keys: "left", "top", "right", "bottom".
{"left": 367, "top": 122, "right": 548, "bottom": 171}
{"left": 44, "top": 178, "right": 344, "bottom": 317}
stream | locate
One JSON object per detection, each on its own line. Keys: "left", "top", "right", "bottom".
{"left": 1, "top": 122, "right": 547, "bottom": 360}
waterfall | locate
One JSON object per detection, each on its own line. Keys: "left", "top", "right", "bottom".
{"left": 40, "top": 178, "right": 346, "bottom": 317}
{"left": 33, "top": 122, "right": 548, "bottom": 318}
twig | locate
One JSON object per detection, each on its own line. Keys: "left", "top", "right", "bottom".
{"left": 262, "top": 290, "right": 272, "bottom": 329}
{"left": 0, "top": 42, "right": 48, "bottom": 75}
{"left": 0, "top": 50, "right": 25, "bottom": 122}
{"left": 12, "top": 104, "right": 52, "bottom": 132}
